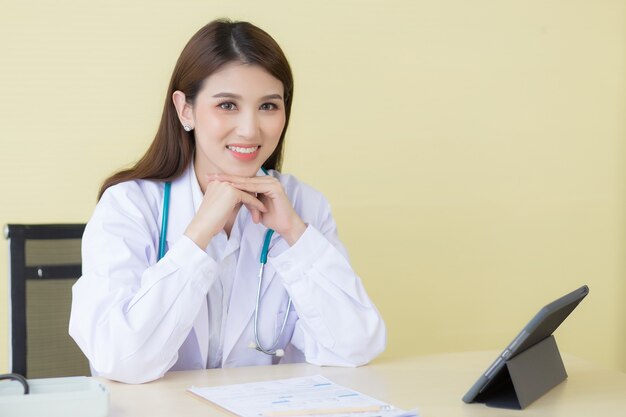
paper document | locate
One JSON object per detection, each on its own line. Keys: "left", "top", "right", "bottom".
{"left": 189, "top": 375, "right": 418, "bottom": 417}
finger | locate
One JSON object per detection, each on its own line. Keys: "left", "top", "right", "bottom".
{"left": 204, "top": 173, "right": 224, "bottom": 185}
{"left": 216, "top": 173, "right": 277, "bottom": 184}
{"left": 227, "top": 180, "right": 281, "bottom": 195}
{"left": 238, "top": 190, "right": 267, "bottom": 213}
{"left": 248, "top": 207, "right": 261, "bottom": 224}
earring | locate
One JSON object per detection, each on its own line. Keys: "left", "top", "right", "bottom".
{"left": 183, "top": 124, "right": 192, "bottom": 132}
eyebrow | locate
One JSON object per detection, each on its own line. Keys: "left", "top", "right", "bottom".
{"left": 212, "top": 92, "right": 283, "bottom": 101}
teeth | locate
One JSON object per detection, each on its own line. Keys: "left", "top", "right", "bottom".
{"left": 227, "top": 145, "right": 258, "bottom": 154}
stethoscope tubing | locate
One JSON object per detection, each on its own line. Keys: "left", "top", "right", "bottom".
{"left": 157, "top": 176, "right": 292, "bottom": 357}
{"left": 253, "top": 262, "right": 293, "bottom": 355}
{"left": 158, "top": 181, "right": 171, "bottom": 260}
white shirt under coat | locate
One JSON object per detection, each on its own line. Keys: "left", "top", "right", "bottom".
{"left": 69, "top": 164, "right": 386, "bottom": 383}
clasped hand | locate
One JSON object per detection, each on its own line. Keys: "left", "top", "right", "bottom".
{"left": 184, "top": 174, "right": 306, "bottom": 249}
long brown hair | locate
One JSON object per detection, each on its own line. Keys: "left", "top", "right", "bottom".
{"left": 98, "top": 19, "right": 294, "bottom": 199}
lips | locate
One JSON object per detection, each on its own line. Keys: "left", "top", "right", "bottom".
{"left": 226, "top": 145, "right": 259, "bottom": 154}
{"left": 226, "top": 144, "right": 260, "bottom": 161}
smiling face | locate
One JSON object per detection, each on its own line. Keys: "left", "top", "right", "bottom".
{"left": 174, "top": 61, "right": 286, "bottom": 181}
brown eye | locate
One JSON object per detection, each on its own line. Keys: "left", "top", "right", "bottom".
{"left": 260, "top": 103, "right": 278, "bottom": 111}
{"left": 219, "top": 102, "right": 237, "bottom": 110}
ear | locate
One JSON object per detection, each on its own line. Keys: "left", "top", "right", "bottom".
{"left": 172, "top": 91, "right": 194, "bottom": 129}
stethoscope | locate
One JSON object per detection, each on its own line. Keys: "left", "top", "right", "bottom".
{"left": 157, "top": 172, "right": 292, "bottom": 357}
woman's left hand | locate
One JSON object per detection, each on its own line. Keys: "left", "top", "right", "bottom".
{"left": 215, "top": 174, "right": 306, "bottom": 246}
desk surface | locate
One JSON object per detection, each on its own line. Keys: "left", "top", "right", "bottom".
{"left": 100, "top": 351, "right": 626, "bottom": 417}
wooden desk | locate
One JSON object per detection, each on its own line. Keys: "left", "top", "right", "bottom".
{"left": 100, "top": 351, "right": 626, "bottom": 417}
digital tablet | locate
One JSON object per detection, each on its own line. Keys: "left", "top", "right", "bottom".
{"left": 462, "top": 284, "right": 589, "bottom": 404}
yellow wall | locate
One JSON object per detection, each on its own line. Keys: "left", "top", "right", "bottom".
{"left": 1, "top": 0, "right": 624, "bottom": 372}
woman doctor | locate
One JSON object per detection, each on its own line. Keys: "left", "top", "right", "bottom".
{"left": 69, "top": 19, "right": 386, "bottom": 384}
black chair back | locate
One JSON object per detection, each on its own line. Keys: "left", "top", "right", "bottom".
{"left": 5, "top": 224, "right": 90, "bottom": 378}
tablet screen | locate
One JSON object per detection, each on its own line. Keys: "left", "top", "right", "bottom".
{"left": 462, "top": 284, "right": 589, "bottom": 404}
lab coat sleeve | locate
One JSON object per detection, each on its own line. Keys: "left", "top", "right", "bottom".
{"left": 69, "top": 183, "right": 217, "bottom": 384}
{"left": 268, "top": 202, "right": 386, "bottom": 367}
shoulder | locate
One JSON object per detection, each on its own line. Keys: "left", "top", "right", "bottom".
{"left": 93, "top": 179, "right": 166, "bottom": 230}
{"left": 83, "top": 179, "right": 172, "bottom": 270}
{"left": 100, "top": 179, "right": 163, "bottom": 211}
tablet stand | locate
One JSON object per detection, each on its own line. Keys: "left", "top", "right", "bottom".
{"left": 475, "top": 335, "right": 568, "bottom": 409}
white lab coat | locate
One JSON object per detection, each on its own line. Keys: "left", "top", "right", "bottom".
{"left": 69, "top": 164, "right": 386, "bottom": 384}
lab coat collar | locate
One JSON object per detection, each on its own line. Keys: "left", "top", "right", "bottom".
{"left": 165, "top": 164, "right": 196, "bottom": 251}
{"left": 166, "top": 164, "right": 210, "bottom": 369}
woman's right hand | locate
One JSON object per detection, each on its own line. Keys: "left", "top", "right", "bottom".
{"left": 184, "top": 176, "right": 267, "bottom": 249}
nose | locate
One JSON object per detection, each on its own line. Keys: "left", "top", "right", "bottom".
{"left": 235, "top": 110, "right": 260, "bottom": 140}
